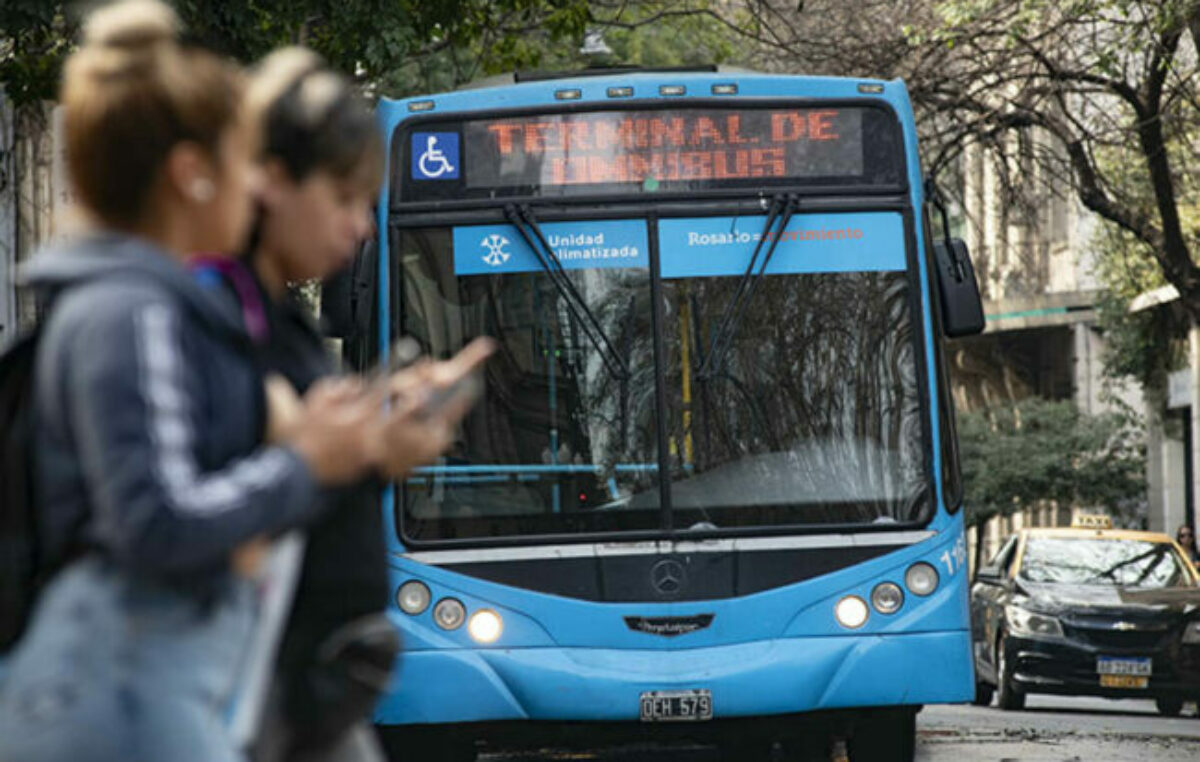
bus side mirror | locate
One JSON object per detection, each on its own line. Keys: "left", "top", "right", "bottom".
{"left": 932, "top": 238, "right": 985, "bottom": 338}
{"left": 321, "top": 240, "right": 376, "bottom": 339}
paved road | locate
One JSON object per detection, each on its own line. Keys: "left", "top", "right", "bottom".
{"left": 918, "top": 696, "right": 1200, "bottom": 761}
{"left": 476, "top": 697, "right": 1200, "bottom": 761}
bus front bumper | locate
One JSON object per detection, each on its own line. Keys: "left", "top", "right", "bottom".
{"left": 374, "top": 629, "right": 973, "bottom": 725}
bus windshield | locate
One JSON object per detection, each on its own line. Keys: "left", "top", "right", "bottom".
{"left": 395, "top": 211, "right": 928, "bottom": 543}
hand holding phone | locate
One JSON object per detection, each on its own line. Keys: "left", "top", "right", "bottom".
{"left": 374, "top": 337, "right": 496, "bottom": 478}
{"left": 410, "top": 337, "right": 494, "bottom": 420}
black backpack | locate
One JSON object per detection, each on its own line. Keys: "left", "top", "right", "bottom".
{"left": 0, "top": 327, "right": 44, "bottom": 651}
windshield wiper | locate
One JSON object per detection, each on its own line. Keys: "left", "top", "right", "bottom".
{"left": 697, "top": 193, "right": 801, "bottom": 380}
{"left": 504, "top": 204, "right": 630, "bottom": 381}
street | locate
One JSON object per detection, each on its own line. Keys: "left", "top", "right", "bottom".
{"left": 917, "top": 696, "right": 1200, "bottom": 761}
{"left": 476, "top": 697, "right": 1200, "bottom": 761}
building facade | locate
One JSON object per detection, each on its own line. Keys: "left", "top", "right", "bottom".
{"left": 951, "top": 138, "right": 1152, "bottom": 562}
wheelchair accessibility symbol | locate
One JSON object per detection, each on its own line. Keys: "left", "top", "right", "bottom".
{"left": 412, "top": 132, "right": 459, "bottom": 180}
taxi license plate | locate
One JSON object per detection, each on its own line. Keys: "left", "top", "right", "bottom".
{"left": 639, "top": 690, "right": 713, "bottom": 722}
{"left": 1097, "top": 657, "right": 1151, "bottom": 689}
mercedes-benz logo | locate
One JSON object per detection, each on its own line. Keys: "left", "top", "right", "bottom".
{"left": 650, "top": 559, "right": 686, "bottom": 596}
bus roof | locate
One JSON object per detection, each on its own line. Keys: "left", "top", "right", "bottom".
{"left": 377, "top": 71, "right": 911, "bottom": 127}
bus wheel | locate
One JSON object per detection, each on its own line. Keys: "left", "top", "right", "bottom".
{"left": 848, "top": 709, "right": 915, "bottom": 762}
{"left": 1155, "top": 697, "right": 1184, "bottom": 717}
{"left": 995, "top": 632, "right": 1025, "bottom": 711}
{"left": 378, "top": 728, "right": 477, "bottom": 762}
{"left": 972, "top": 681, "right": 995, "bottom": 707}
{"left": 715, "top": 736, "right": 773, "bottom": 761}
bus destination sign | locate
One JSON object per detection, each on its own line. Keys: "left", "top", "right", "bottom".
{"left": 462, "top": 108, "right": 865, "bottom": 190}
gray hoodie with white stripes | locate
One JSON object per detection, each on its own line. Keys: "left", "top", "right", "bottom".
{"left": 24, "top": 233, "right": 319, "bottom": 591}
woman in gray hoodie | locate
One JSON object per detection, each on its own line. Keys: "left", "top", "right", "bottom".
{"left": 0, "top": 3, "right": 460, "bottom": 761}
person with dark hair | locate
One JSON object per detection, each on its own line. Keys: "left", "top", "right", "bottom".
{"left": 1178, "top": 524, "right": 1199, "bottom": 565}
{"left": 0, "top": 4, "right": 469, "bottom": 762}
{"left": 207, "top": 48, "right": 492, "bottom": 762}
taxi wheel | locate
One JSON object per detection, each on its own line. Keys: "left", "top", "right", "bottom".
{"left": 995, "top": 632, "right": 1025, "bottom": 711}
{"left": 1155, "top": 697, "right": 1183, "bottom": 717}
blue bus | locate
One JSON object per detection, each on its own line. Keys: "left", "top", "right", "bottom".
{"left": 336, "top": 68, "right": 985, "bottom": 761}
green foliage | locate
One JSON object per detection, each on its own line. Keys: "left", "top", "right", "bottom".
{"left": 377, "top": 2, "right": 735, "bottom": 97}
{"left": 0, "top": 1, "right": 78, "bottom": 106}
{"left": 959, "top": 398, "right": 1145, "bottom": 527}
{"left": 1087, "top": 117, "right": 1199, "bottom": 386}
{"left": 1, "top": 0, "right": 594, "bottom": 104}
{"left": 1093, "top": 223, "right": 1184, "bottom": 388}
{"left": 584, "top": 5, "right": 734, "bottom": 70}
{"left": 2, "top": 1, "right": 733, "bottom": 103}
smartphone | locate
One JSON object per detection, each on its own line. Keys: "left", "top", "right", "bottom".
{"left": 414, "top": 370, "right": 485, "bottom": 419}
{"left": 413, "top": 337, "right": 494, "bottom": 419}
{"left": 373, "top": 336, "right": 493, "bottom": 418}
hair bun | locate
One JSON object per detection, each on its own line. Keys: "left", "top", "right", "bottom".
{"left": 247, "top": 47, "right": 325, "bottom": 114}
{"left": 83, "top": 0, "right": 179, "bottom": 51}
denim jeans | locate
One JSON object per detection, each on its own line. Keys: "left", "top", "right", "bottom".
{"left": 0, "top": 557, "right": 257, "bottom": 762}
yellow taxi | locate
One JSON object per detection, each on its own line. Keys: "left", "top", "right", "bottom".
{"left": 970, "top": 515, "right": 1200, "bottom": 714}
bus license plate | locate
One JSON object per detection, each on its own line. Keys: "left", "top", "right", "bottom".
{"left": 639, "top": 690, "right": 713, "bottom": 722}
{"left": 1097, "top": 657, "right": 1150, "bottom": 688}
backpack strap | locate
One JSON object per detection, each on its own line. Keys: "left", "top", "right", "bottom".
{"left": 0, "top": 328, "right": 45, "bottom": 649}
{"left": 191, "top": 257, "right": 269, "bottom": 344}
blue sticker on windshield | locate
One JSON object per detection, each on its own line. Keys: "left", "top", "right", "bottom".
{"left": 658, "top": 212, "right": 906, "bottom": 278}
{"left": 453, "top": 219, "right": 648, "bottom": 276}
{"left": 412, "top": 132, "right": 459, "bottom": 180}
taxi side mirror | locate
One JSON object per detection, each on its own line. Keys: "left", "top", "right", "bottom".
{"left": 974, "top": 565, "right": 1002, "bottom": 584}
{"left": 932, "top": 238, "right": 985, "bottom": 338}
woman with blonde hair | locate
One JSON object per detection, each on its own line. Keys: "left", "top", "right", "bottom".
{"left": 0, "top": 3, "right": 461, "bottom": 760}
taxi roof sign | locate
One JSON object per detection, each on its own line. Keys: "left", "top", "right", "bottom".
{"left": 1070, "top": 514, "right": 1113, "bottom": 529}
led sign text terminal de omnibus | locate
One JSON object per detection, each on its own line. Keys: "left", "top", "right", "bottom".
{"left": 485, "top": 112, "right": 842, "bottom": 153}
{"left": 480, "top": 111, "right": 844, "bottom": 186}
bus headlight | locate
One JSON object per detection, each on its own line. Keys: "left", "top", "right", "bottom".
{"left": 433, "top": 598, "right": 466, "bottom": 630}
{"left": 834, "top": 596, "right": 869, "bottom": 629}
{"left": 871, "top": 582, "right": 904, "bottom": 614}
{"left": 468, "top": 609, "right": 504, "bottom": 644}
{"left": 1005, "top": 605, "right": 1063, "bottom": 638}
{"left": 905, "top": 563, "right": 939, "bottom": 597}
{"left": 396, "top": 581, "right": 431, "bottom": 615}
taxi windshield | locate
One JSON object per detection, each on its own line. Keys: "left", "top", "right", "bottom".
{"left": 1020, "top": 537, "right": 1191, "bottom": 589}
